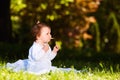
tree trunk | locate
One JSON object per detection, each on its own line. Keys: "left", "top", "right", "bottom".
{"left": 0, "top": 0, "right": 12, "bottom": 42}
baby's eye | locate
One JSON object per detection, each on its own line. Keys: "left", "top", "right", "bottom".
{"left": 46, "top": 33, "right": 50, "bottom": 35}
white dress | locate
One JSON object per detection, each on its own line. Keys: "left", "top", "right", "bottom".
{"left": 6, "top": 42, "right": 57, "bottom": 74}
{"left": 6, "top": 42, "right": 80, "bottom": 74}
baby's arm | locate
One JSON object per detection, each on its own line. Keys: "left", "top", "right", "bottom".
{"left": 52, "top": 45, "right": 59, "bottom": 53}
{"left": 47, "top": 45, "right": 60, "bottom": 60}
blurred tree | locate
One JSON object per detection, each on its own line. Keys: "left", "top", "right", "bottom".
{"left": 0, "top": 0, "right": 12, "bottom": 42}
{"left": 8, "top": 0, "right": 120, "bottom": 58}
{"left": 104, "top": 12, "right": 120, "bottom": 53}
{"left": 10, "top": 0, "right": 26, "bottom": 43}
{"left": 10, "top": 0, "right": 101, "bottom": 48}
{"left": 95, "top": 0, "right": 120, "bottom": 54}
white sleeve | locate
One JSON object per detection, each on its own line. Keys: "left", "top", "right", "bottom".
{"left": 29, "top": 46, "right": 45, "bottom": 61}
{"left": 47, "top": 47, "right": 57, "bottom": 60}
{"left": 49, "top": 51, "right": 57, "bottom": 60}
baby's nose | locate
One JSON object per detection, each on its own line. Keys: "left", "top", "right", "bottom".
{"left": 50, "top": 35, "right": 52, "bottom": 38}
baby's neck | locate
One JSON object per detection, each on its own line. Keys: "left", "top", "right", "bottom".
{"left": 35, "top": 40, "right": 48, "bottom": 46}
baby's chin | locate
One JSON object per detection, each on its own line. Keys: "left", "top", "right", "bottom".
{"left": 44, "top": 40, "right": 51, "bottom": 43}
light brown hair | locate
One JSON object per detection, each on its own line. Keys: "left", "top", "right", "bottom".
{"left": 31, "top": 21, "right": 50, "bottom": 40}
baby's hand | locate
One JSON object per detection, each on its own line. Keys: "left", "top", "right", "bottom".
{"left": 53, "top": 45, "right": 60, "bottom": 53}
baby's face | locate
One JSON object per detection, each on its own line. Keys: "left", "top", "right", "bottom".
{"left": 38, "top": 27, "right": 52, "bottom": 43}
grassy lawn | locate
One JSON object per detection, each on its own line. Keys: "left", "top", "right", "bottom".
{"left": 0, "top": 60, "right": 120, "bottom": 80}
{"left": 0, "top": 42, "right": 120, "bottom": 80}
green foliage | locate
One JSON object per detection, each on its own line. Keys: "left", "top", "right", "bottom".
{"left": 10, "top": 0, "right": 120, "bottom": 55}
{"left": 11, "top": 0, "right": 26, "bottom": 13}
{"left": 95, "top": 0, "right": 120, "bottom": 54}
{"left": 92, "top": 22, "right": 101, "bottom": 52}
{"left": 107, "top": 12, "right": 120, "bottom": 53}
{"left": 10, "top": 0, "right": 26, "bottom": 39}
{"left": 100, "top": 12, "right": 120, "bottom": 53}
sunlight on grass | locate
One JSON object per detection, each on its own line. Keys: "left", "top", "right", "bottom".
{"left": 0, "top": 62, "right": 120, "bottom": 80}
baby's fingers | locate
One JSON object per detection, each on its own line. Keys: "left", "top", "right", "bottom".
{"left": 55, "top": 45, "right": 59, "bottom": 49}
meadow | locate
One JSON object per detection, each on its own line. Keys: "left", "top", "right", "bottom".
{"left": 0, "top": 59, "right": 120, "bottom": 80}
{"left": 0, "top": 43, "right": 120, "bottom": 80}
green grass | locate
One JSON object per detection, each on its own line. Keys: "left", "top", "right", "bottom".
{"left": 0, "top": 43, "right": 120, "bottom": 80}
{"left": 0, "top": 61, "right": 120, "bottom": 80}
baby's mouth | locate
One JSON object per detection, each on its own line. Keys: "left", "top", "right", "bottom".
{"left": 51, "top": 38, "right": 54, "bottom": 39}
